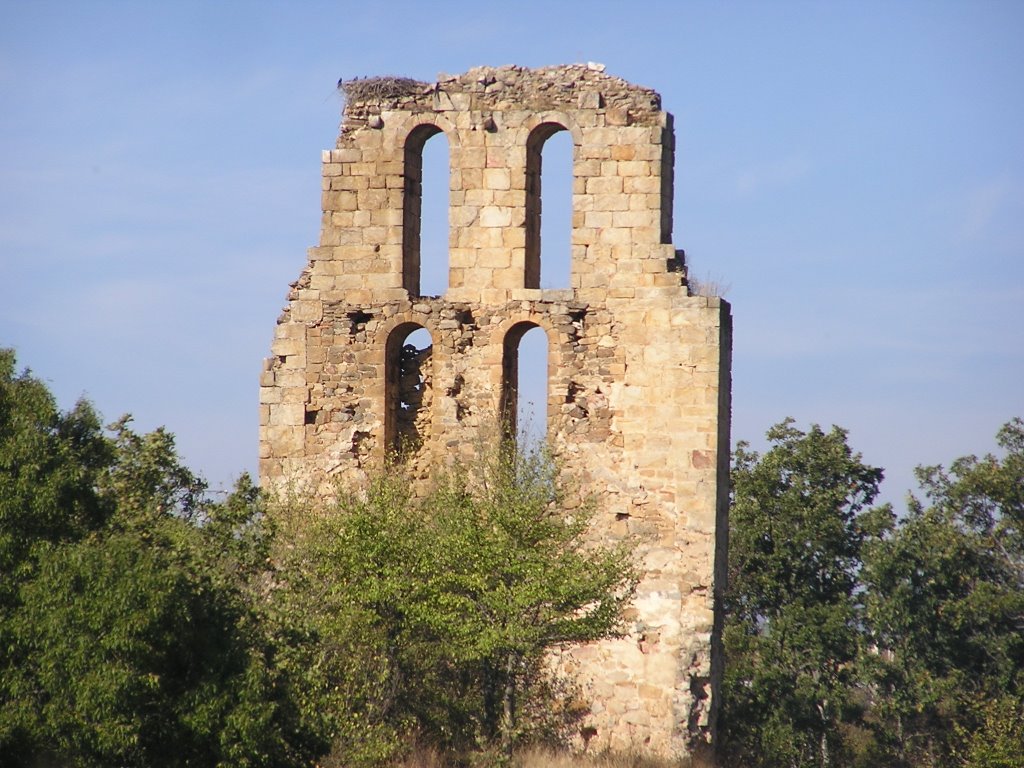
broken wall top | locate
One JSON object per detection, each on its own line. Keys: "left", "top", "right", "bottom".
{"left": 339, "top": 63, "right": 664, "bottom": 133}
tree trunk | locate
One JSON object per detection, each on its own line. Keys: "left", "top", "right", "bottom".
{"left": 500, "top": 653, "right": 518, "bottom": 756}
{"left": 818, "top": 699, "right": 831, "bottom": 768}
{"left": 482, "top": 659, "right": 499, "bottom": 740}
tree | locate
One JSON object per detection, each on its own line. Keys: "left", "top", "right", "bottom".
{"left": 1, "top": 350, "right": 116, "bottom": 760}
{"left": 0, "top": 349, "right": 318, "bottom": 767}
{"left": 0, "top": 350, "right": 633, "bottom": 766}
{"left": 0, "top": 349, "right": 112, "bottom": 609}
{"left": 861, "top": 418, "right": 1024, "bottom": 767}
{"left": 955, "top": 697, "right": 1024, "bottom": 768}
{"left": 270, "top": 443, "right": 637, "bottom": 764}
{"left": 6, "top": 519, "right": 298, "bottom": 768}
{"left": 719, "top": 419, "right": 885, "bottom": 768}
{"left": 425, "top": 445, "right": 637, "bottom": 755}
{"left": 268, "top": 474, "right": 423, "bottom": 768}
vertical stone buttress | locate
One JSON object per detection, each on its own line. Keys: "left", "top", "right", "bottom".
{"left": 259, "top": 65, "right": 732, "bottom": 762}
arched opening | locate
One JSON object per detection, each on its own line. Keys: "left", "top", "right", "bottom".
{"left": 525, "top": 123, "right": 572, "bottom": 290}
{"left": 385, "top": 323, "right": 434, "bottom": 455}
{"left": 501, "top": 323, "right": 549, "bottom": 451}
{"left": 403, "top": 125, "right": 450, "bottom": 297}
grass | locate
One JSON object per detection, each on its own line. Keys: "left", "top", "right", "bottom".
{"left": 388, "top": 745, "right": 694, "bottom": 768}
{"left": 512, "top": 747, "right": 692, "bottom": 767}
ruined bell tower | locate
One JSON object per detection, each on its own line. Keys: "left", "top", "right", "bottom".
{"left": 259, "top": 64, "right": 731, "bottom": 761}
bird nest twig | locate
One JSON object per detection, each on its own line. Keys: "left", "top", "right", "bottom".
{"left": 338, "top": 76, "right": 428, "bottom": 102}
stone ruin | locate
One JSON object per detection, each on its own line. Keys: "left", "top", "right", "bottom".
{"left": 259, "top": 64, "right": 732, "bottom": 762}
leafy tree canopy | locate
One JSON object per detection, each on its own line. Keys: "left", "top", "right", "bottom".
{"left": 861, "top": 418, "right": 1024, "bottom": 767}
{"left": 721, "top": 419, "right": 884, "bottom": 768}
{"left": 0, "top": 349, "right": 317, "bottom": 768}
{"left": 722, "top": 416, "right": 1024, "bottom": 768}
{"left": 271, "top": 444, "right": 636, "bottom": 764}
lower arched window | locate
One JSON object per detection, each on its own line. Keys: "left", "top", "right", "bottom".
{"left": 385, "top": 323, "right": 434, "bottom": 455}
{"left": 501, "top": 322, "right": 549, "bottom": 450}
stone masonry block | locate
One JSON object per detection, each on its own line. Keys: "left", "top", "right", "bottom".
{"left": 479, "top": 206, "right": 513, "bottom": 227}
{"left": 483, "top": 168, "right": 511, "bottom": 190}
{"left": 586, "top": 176, "right": 624, "bottom": 195}
{"left": 617, "top": 160, "right": 652, "bottom": 177}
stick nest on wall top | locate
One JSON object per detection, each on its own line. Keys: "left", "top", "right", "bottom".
{"left": 338, "top": 76, "right": 429, "bottom": 102}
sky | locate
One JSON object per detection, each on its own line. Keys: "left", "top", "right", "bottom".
{"left": 2, "top": 0, "right": 1022, "bottom": 507}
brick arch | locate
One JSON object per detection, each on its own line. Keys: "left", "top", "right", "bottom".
{"left": 397, "top": 113, "right": 461, "bottom": 150}
{"left": 522, "top": 110, "right": 583, "bottom": 146}
{"left": 376, "top": 313, "right": 439, "bottom": 353}
{"left": 374, "top": 312, "right": 441, "bottom": 392}
{"left": 490, "top": 313, "right": 562, "bottom": 367}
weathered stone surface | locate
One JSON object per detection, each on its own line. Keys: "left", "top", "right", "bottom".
{"left": 260, "top": 64, "right": 731, "bottom": 764}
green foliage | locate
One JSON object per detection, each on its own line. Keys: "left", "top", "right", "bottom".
{"left": 269, "top": 474, "right": 421, "bottom": 767}
{"left": 0, "top": 349, "right": 112, "bottom": 597}
{"left": 955, "top": 697, "right": 1024, "bottom": 768}
{"left": 723, "top": 416, "right": 1024, "bottom": 768}
{"left": 271, "top": 444, "right": 636, "bottom": 765}
{"left": 8, "top": 527, "right": 282, "bottom": 767}
{"left": 425, "top": 446, "right": 636, "bottom": 754}
{"left": 0, "top": 350, "right": 633, "bottom": 767}
{"left": 0, "top": 350, "right": 317, "bottom": 767}
{"left": 13, "top": 338, "right": 1016, "bottom": 768}
{"left": 720, "top": 419, "right": 884, "bottom": 768}
{"left": 98, "top": 415, "right": 209, "bottom": 525}
{"left": 861, "top": 418, "right": 1024, "bottom": 767}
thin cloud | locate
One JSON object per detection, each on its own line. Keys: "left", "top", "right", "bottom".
{"left": 2, "top": 277, "right": 169, "bottom": 350}
{"left": 736, "top": 153, "right": 811, "bottom": 196}
{"left": 737, "top": 282, "right": 1024, "bottom": 366}
{"left": 959, "top": 176, "right": 1018, "bottom": 241}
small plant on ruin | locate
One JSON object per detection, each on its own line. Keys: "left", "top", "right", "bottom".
{"left": 686, "top": 272, "right": 731, "bottom": 298}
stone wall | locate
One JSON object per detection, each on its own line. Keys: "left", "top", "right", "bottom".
{"left": 259, "top": 64, "right": 732, "bottom": 762}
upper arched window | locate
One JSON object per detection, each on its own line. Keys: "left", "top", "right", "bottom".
{"left": 525, "top": 123, "right": 573, "bottom": 290}
{"left": 403, "top": 125, "right": 450, "bottom": 297}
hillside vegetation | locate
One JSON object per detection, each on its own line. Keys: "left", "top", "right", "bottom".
{"left": 1, "top": 348, "right": 1021, "bottom": 767}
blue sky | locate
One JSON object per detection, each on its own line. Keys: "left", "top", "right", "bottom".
{"left": 2, "top": 0, "right": 1021, "bottom": 506}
